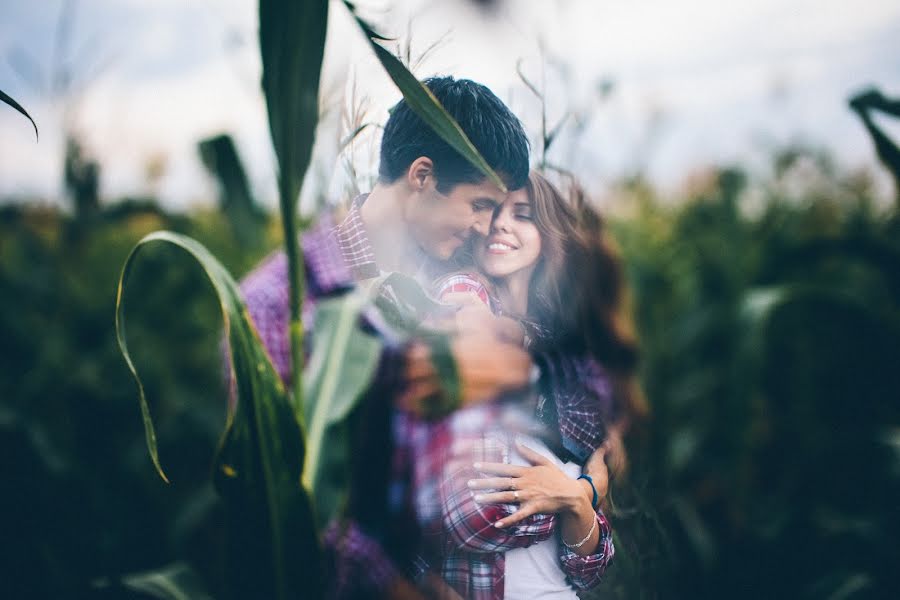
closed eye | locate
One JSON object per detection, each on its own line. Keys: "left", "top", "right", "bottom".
{"left": 472, "top": 198, "right": 499, "bottom": 213}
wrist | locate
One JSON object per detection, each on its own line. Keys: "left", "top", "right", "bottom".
{"left": 565, "top": 479, "right": 593, "bottom": 516}
{"left": 577, "top": 473, "right": 601, "bottom": 510}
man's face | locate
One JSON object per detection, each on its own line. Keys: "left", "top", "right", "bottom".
{"left": 405, "top": 178, "right": 506, "bottom": 260}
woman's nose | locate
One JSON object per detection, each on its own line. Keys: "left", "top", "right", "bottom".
{"left": 491, "top": 209, "right": 511, "bottom": 232}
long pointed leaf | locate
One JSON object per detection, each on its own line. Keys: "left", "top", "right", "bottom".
{"left": 115, "top": 230, "right": 321, "bottom": 600}
{"left": 1, "top": 88, "right": 38, "bottom": 141}
{"left": 259, "top": 0, "right": 330, "bottom": 421}
{"left": 344, "top": 1, "right": 507, "bottom": 192}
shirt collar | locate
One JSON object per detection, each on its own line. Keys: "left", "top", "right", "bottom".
{"left": 333, "top": 193, "right": 380, "bottom": 281}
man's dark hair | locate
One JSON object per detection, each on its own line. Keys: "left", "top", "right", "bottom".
{"left": 378, "top": 76, "right": 530, "bottom": 192}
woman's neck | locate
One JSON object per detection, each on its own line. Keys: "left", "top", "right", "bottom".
{"left": 495, "top": 270, "right": 531, "bottom": 316}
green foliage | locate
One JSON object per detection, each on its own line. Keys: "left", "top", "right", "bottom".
{"left": 0, "top": 204, "right": 278, "bottom": 597}
{"left": 116, "top": 231, "right": 321, "bottom": 599}
{"left": 301, "top": 293, "right": 381, "bottom": 527}
{"left": 594, "top": 153, "right": 900, "bottom": 599}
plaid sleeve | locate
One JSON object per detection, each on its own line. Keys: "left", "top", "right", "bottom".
{"left": 557, "top": 508, "right": 615, "bottom": 590}
{"left": 440, "top": 425, "right": 555, "bottom": 554}
{"left": 323, "top": 520, "right": 402, "bottom": 595}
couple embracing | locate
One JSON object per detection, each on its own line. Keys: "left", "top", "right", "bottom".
{"left": 240, "top": 76, "right": 642, "bottom": 599}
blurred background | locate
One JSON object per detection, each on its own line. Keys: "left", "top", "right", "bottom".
{"left": 1, "top": 0, "right": 899, "bottom": 598}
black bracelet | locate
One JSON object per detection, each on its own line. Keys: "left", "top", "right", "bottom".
{"left": 578, "top": 474, "right": 600, "bottom": 510}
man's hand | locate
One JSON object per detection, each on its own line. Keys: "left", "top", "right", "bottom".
{"left": 441, "top": 291, "right": 525, "bottom": 346}
{"left": 400, "top": 330, "right": 532, "bottom": 416}
{"left": 582, "top": 443, "right": 610, "bottom": 507}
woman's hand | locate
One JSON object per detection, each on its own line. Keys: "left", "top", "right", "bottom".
{"left": 466, "top": 440, "right": 589, "bottom": 528}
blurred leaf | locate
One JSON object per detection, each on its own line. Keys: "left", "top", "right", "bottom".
{"left": 344, "top": 0, "right": 507, "bottom": 192}
{"left": 672, "top": 494, "right": 716, "bottom": 570}
{"left": 422, "top": 332, "right": 460, "bottom": 418}
{"left": 197, "top": 134, "right": 264, "bottom": 249}
{"left": 369, "top": 272, "right": 459, "bottom": 417}
{"left": 116, "top": 230, "right": 321, "bottom": 600}
{"left": 118, "top": 562, "right": 211, "bottom": 600}
{"left": 302, "top": 293, "right": 381, "bottom": 526}
{"left": 0, "top": 87, "right": 38, "bottom": 140}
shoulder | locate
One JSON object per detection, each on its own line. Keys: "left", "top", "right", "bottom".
{"left": 433, "top": 271, "right": 496, "bottom": 309}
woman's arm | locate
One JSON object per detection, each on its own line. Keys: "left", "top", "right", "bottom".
{"left": 467, "top": 441, "right": 615, "bottom": 590}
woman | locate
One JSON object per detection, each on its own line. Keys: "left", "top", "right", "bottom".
{"left": 429, "top": 171, "right": 645, "bottom": 599}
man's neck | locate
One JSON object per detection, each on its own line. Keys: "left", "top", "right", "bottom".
{"left": 359, "top": 182, "right": 420, "bottom": 275}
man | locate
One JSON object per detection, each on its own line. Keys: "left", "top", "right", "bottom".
{"left": 240, "top": 76, "right": 612, "bottom": 598}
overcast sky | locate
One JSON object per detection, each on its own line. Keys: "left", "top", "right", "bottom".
{"left": 1, "top": 0, "right": 899, "bottom": 211}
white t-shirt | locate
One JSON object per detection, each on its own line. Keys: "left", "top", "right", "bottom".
{"left": 504, "top": 436, "right": 581, "bottom": 600}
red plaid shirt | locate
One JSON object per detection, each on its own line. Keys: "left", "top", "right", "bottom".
{"left": 435, "top": 409, "right": 614, "bottom": 599}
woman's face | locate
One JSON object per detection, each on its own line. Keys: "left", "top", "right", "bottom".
{"left": 475, "top": 188, "right": 542, "bottom": 281}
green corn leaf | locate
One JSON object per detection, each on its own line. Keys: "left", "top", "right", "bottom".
{"left": 259, "top": 0, "right": 330, "bottom": 420}
{"left": 1, "top": 87, "right": 38, "bottom": 141}
{"left": 372, "top": 271, "right": 447, "bottom": 331}
{"left": 115, "top": 230, "right": 321, "bottom": 600}
{"left": 259, "top": 0, "right": 328, "bottom": 211}
{"left": 421, "top": 331, "right": 461, "bottom": 419}
{"left": 302, "top": 293, "right": 382, "bottom": 526}
{"left": 343, "top": 0, "right": 507, "bottom": 192}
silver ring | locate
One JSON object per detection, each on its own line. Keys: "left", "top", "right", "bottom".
{"left": 513, "top": 490, "right": 520, "bottom": 501}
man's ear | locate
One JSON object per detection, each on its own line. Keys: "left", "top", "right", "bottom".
{"left": 407, "top": 156, "right": 434, "bottom": 191}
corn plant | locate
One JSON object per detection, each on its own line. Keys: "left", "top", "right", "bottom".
{"left": 114, "top": 1, "right": 504, "bottom": 598}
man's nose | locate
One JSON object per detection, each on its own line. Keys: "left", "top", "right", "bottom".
{"left": 472, "top": 213, "right": 492, "bottom": 237}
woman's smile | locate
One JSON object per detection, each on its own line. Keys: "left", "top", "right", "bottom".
{"left": 485, "top": 237, "right": 520, "bottom": 254}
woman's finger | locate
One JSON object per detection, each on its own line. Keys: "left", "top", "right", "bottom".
{"left": 466, "top": 477, "right": 516, "bottom": 491}
{"left": 494, "top": 505, "right": 537, "bottom": 528}
{"left": 473, "top": 462, "right": 524, "bottom": 477}
{"left": 473, "top": 490, "right": 522, "bottom": 505}
{"left": 515, "top": 440, "right": 553, "bottom": 467}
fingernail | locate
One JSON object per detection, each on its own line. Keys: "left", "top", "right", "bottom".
{"left": 473, "top": 462, "right": 482, "bottom": 469}
{"left": 494, "top": 521, "right": 504, "bottom": 528}
{"left": 467, "top": 480, "right": 476, "bottom": 488}
{"left": 474, "top": 494, "right": 484, "bottom": 503}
